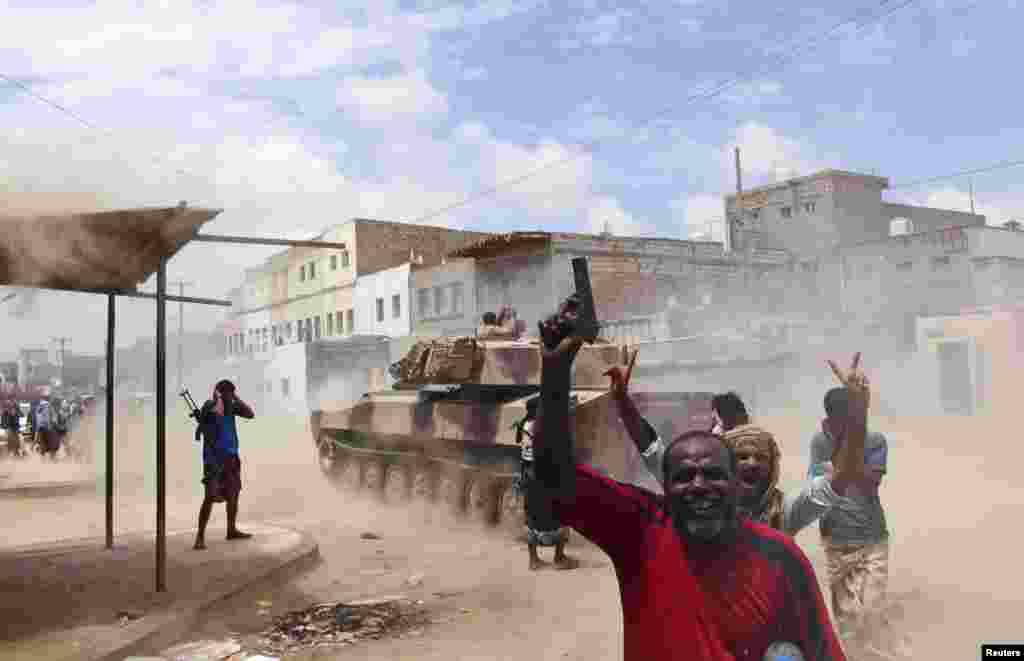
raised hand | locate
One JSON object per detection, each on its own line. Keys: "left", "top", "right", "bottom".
{"left": 538, "top": 294, "right": 587, "bottom": 362}
{"left": 603, "top": 349, "right": 638, "bottom": 398}
{"left": 827, "top": 352, "right": 870, "bottom": 412}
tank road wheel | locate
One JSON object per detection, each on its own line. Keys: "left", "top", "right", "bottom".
{"left": 316, "top": 433, "right": 342, "bottom": 480}
{"left": 410, "top": 465, "right": 438, "bottom": 524}
{"left": 383, "top": 464, "right": 412, "bottom": 504}
{"left": 497, "top": 481, "right": 525, "bottom": 534}
{"left": 338, "top": 456, "right": 362, "bottom": 492}
{"left": 466, "top": 475, "right": 499, "bottom": 527}
{"left": 438, "top": 469, "right": 467, "bottom": 521}
{"left": 363, "top": 459, "right": 385, "bottom": 496}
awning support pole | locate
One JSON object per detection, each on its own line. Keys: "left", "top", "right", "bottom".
{"left": 156, "top": 257, "right": 167, "bottom": 592}
{"left": 105, "top": 293, "right": 115, "bottom": 550}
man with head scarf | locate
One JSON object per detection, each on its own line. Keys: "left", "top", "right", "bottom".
{"left": 605, "top": 375, "right": 866, "bottom": 538}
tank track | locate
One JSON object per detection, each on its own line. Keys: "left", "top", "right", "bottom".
{"left": 316, "top": 432, "right": 526, "bottom": 534}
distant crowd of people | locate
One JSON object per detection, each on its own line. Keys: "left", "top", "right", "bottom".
{"left": 0, "top": 396, "right": 90, "bottom": 461}
{"left": 516, "top": 292, "right": 895, "bottom": 660}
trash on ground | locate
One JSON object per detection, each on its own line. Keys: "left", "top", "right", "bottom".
{"left": 251, "top": 596, "right": 428, "bottom": 656}
{"left": 117, "top": 610, "right": 143, "bottom": 626}
{"left": 360, "top": 532, "right": 381, "bottom": 540}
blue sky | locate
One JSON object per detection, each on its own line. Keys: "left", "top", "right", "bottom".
{"left": 1, "top": 0, "right": 1022, "bottom": 352}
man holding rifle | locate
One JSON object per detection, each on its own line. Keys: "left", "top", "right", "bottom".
{"left": 190, "top": 379, "right": 255, "bottom": 551}
{"left": 532, "top": 292, "right": 856, "bottom": 660}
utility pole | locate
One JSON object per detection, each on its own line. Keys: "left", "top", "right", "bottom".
{"left": 731, "top": 146, "right": 743, "bottom": 254}
{"left": 51, "top": 336, "right": 71, "bottom": 390}
{"left": 168, "top": 280, "right": 193, "bottom": 392}
{"left": 969, "top": 177, "right": 976, "bottom": 215}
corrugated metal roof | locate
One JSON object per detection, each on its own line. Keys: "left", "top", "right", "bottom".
{"left": 446, "top": 231, "right": 551, "bottom": 259}
{"left": 0, "top": 205, "right": 220, "bottom": 291}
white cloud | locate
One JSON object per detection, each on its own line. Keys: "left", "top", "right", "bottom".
{"left": 585, "top": 195, "right": 657, "bottom": 237}
{"left": 0, "top": 0, "right": 642, "bottom": 352}
{"left": 715, "top": 121, "right": 822, "bottom": 187}
{"left": 336, "top": 69, "right": 449, "bottom": 125}
{"left": 670, "top": 193, "right": 726, "bottom": 242}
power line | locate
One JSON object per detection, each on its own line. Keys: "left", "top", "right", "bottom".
{"left": 890, "top": 157, "right": 1024, "bottom": 190}
{"left": 405, "top": 0, "right": 922, "bottom": 226}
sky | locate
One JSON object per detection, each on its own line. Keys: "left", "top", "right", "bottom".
{"left": 2, "top": 0, "right": 1023, "bottom": 357}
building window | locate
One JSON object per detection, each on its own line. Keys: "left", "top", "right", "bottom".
{"left": 803, "top": 201, "right": 816, "bottom": 214}
{"left": 330, "top": 254, "right": 337, "bottom": 270}
{"left": 281, "top": 378, "right": 290, "bottom": 397}
{"left": 336, "top": 310, "right": 343, "bottom": 335}
{"left": 346, "top": 309, "right": 354, "bottom": 334}
{"left": 451, "top": 282, "right": 464, "bottom": 316}
{"left": 376, "top": 297, "right": 384, "bottom": 323}
{"left": 265, "top": 381, "right": 272, "bottom": 394}
{"left": 932, "top": 256, "right": 952, "bottom": 270}
{"left": 780, "top": 206, "right": 792, "bottom": 219}
{"left": 341, "top": 251, "right": 350, "bottom": 268}
{"left": 433, "top": 285, "right": 445, "bottom": 317}
{"left": 299, "top": 265, "right": 305, "bottom": 282}
{"left": 309, "top": 261, "right": 316, "bottom": 279}
{"left": 392, "top": 294, "right": 401, "bottom": 319}
{"left": 327, "top": 312, "right": 334, "bottom": 336}
{"left": 315, "top": 316, "right": 322, "bottom": 339}
{"left": 417, "top": 288, "right": 430, "bottom": 319}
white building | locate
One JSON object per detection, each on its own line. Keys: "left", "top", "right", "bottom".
{"left": 353, "top": 262, "right": 412, "bottom": 337}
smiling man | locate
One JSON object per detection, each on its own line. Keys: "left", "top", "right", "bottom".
{"left": 531, "top": 296, "right": 850, "bottom": 661}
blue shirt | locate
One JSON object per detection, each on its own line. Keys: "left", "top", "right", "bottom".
{"left": 216, "top": 414, "right": 240, "bottom": 456}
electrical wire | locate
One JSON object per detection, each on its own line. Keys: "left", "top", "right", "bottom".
{"left": 891, "top": 157, "right": 1024, "bottom": 190}
{"left": 404, "top": 0, "right": 921, "bottom": 226}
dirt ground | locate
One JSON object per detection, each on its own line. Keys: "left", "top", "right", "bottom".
{"left": 2, "top": 409, "right": 1021, "bottom": 660}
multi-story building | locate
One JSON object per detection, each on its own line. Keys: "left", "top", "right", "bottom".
{"left": 353, "top": 262, "right": 413, "bottom": 337}
{"left": 410, "top": 231, "right": 788, "bottom": 340}
{"left": 223, "top": 218, "right": 489, "bottom": 360}
{"left": 725, "top": 169, "right": 985, "bottom": 255}
{"left": 839, "top": 222, "right": 1024, "bottom": 345}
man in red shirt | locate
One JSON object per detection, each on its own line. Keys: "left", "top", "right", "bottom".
{"left": 532, "top": 297, "right": 851, "bottom": 660}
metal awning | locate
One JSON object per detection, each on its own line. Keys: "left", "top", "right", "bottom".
{"left": 0, "top": 204, "right": 220, "bottom": 290}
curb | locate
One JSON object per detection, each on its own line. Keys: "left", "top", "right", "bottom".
{"left": 0, "top": 479, "right": 100, "bottom": 499}
{"left": 95, "top": 529, "right": 320, "bottom": 661}
{"left": 12, "top": 528, "right": 320, "bottom": 661}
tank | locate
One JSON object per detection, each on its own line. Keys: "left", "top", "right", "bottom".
{"left": 309, "top": 335, "right": 713, "bottom": 531}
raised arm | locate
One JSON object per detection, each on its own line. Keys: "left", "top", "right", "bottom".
{"left": 234, "top": 398, "right": 255, "bottom": 419}
{"left": 534, "top": 298, "right": 661, "bottom": 560}
{"left": 826, "top": 353, "right": 868, "bottom": 494}
{"left": 605, "top": 359, "right": 665, "bottom": 481}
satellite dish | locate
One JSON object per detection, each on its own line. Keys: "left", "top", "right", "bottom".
{"left": 890, "top": 217, "right": 913, "bottom": 236}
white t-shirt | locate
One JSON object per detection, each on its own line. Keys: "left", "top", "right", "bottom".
{"left": 520, "top": 420, "right": 534, "bottom": 462}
